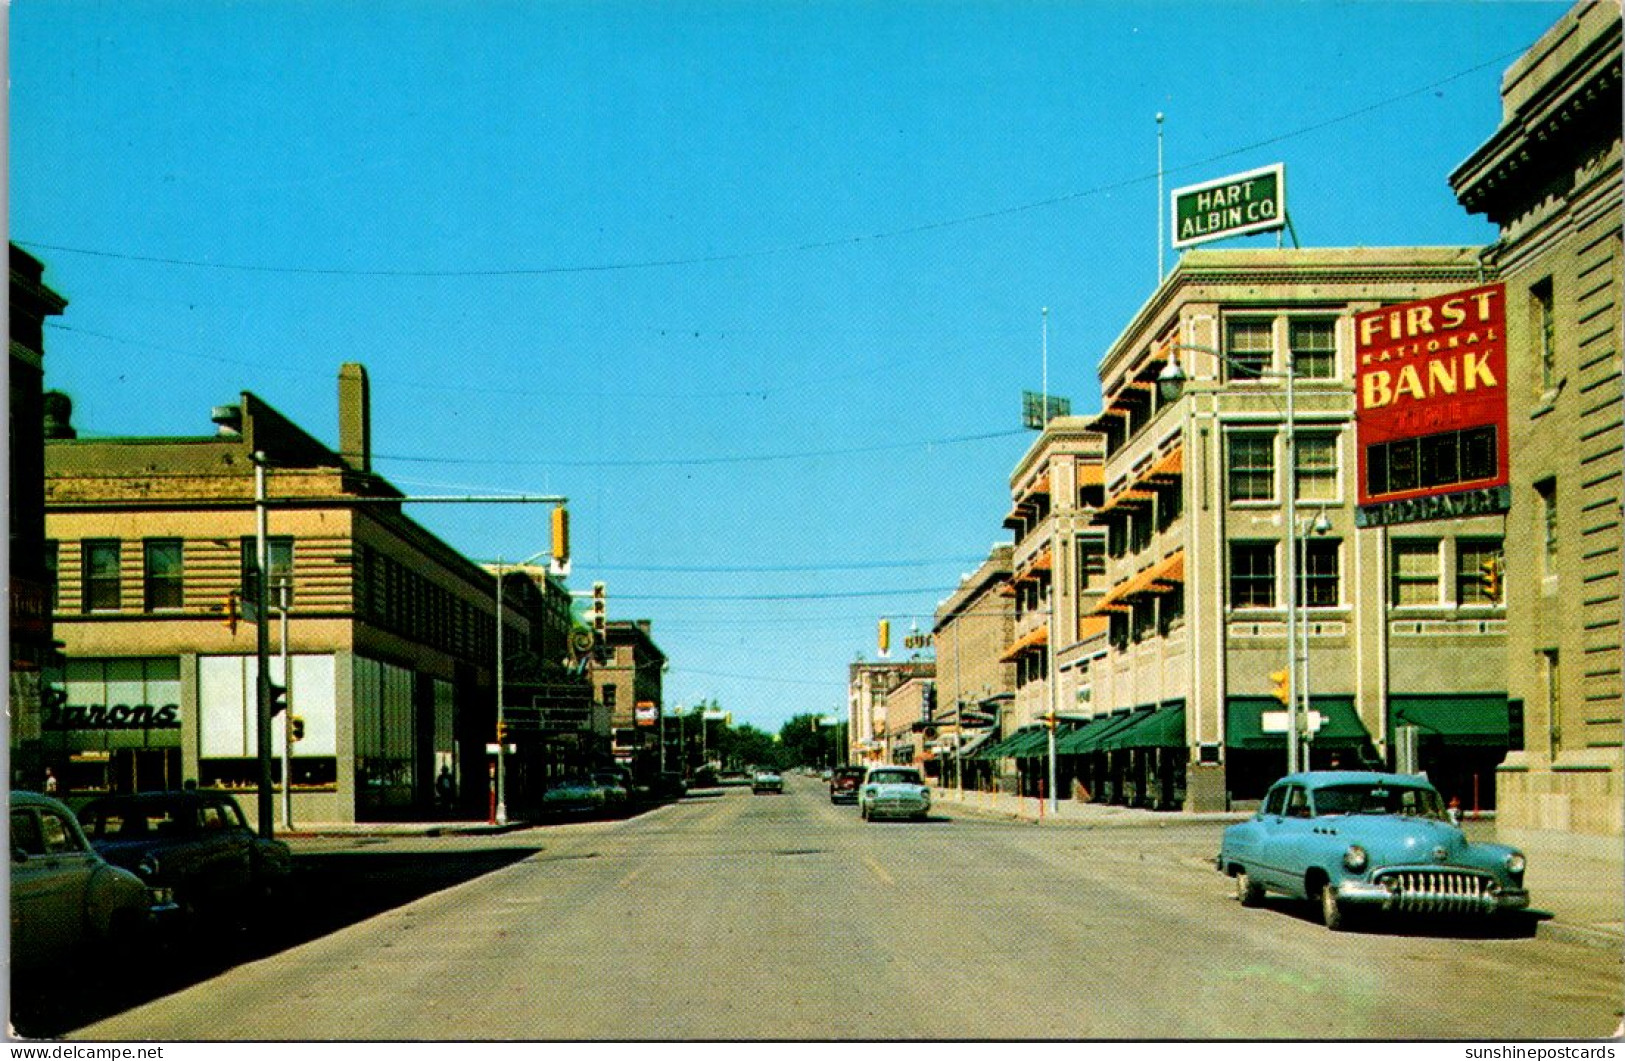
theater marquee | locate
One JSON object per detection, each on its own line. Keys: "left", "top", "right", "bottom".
{"left": 1354, "top": 283, "right": 1510, "bottom": 528}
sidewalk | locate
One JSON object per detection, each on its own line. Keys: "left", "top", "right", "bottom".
{"left": 936, "top": 787, "right": 1624, "bottom": 949}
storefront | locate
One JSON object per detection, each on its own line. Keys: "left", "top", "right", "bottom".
{"left": 45, "top": 657, "right": 183, "bottom": 794}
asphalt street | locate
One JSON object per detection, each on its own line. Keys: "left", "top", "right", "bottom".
{"left": 55, "top": 777, "right": 1625, "bottom": 1041}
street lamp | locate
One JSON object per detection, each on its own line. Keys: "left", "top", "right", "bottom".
{"left": 493, "top": 547, "right": 553, "bottom": 826}
{"left": 1158, "top": 344, "right": 1308, "bottom": 775}
{"left": 1298, "top": 508, "right": 1333, "bottom": 766}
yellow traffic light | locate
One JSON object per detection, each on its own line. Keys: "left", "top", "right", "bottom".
{"left": 222, "top": 590, "right": 240, "bottom": 634}
{"left": 1269, "top": 669, "right": 1291, "bottom": 705}
{"left": 1041, "top": 711, "right": 1057, "bottom": 731}
{"left": 551, "top": 507, "right": 570, "bottom": 567}
{"left": 289, "top": 716, "right": 306, "bottom": 742}
{"left": 878, "top": 619, "right": 891, "bottom": 656}
{"left": 1480, "top": 556, "right": 1503, "bottom": 602}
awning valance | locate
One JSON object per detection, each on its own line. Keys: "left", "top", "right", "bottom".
{"left": 1098, "top": 704, "right": 1187, "bottom": 752}
{"left": 1226, "top": 696, "right": 1374, "bottom": 751}
{"left": 999, "top": 624, "right": 1049, "bottom": 662}
{"left": 1389, "top": 695, "right": 1510, "bottom": 747}
{"left": 1057, "top": 709, "right": 1151, "bottom": 754}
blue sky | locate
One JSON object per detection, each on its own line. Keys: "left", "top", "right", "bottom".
{"left": 9, "top": 0, "right": 1568, "bottom": 733}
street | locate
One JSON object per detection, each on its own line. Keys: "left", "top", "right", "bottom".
{"left": 45, "top": 778, "right": 1625, "bottom": 1041}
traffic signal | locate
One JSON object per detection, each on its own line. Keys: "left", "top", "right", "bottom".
{"left": 289, "top": 716, "right": 305, "bottom": 742}
{"left": 591, "top": 582, "right": 607, "bottom": 638}
{"left": 222, "top": 591, "right": 240, "bottom": 634}
{"left": 1041, "top": 710, "right": 1057, "bottom": 731}
{"left": 1269, "top": 669, "right": 1291, "bottom": 705}
{"left": 1480, "top": 556, "right": 1503, "bottom": 602}
{"left": 551, "top": 507, "right": 570, "bottom": 568}
{"left": 496, "top": 720, "right": 509, "bottom": 741}
{"left": 878, "top": 619, "right": 891, "bottom": 657}
{"left": 268, "top": 682, "right": 288, "bottom": 717}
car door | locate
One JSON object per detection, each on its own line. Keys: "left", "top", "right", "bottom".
{"left": 1242, "top": 784, "right": 1300, "bottom": 891}
{"left": 196, "top": 798, "right": 254, "bottom": 902}
{"left": 10, "top": 805, "right": 97, "bottom": 965}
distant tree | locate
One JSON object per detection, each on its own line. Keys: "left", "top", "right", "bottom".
{"left": 778, "top": 713, "right": 833, "bottom": 767}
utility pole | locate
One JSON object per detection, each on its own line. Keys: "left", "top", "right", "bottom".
{"left": 253, "top": 452, "right": 274, "bottom": 840}
{"left": 278, "top": 577, "right": 293, "bottom": 831}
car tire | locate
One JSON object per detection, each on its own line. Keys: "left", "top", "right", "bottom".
{"left": 1235, "top": 870, "right": 1264, "bottom": 907}
{"left": 1320, "top": 883, "right": 1346, "bottom": 931}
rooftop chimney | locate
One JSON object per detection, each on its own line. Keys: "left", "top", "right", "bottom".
{"left": 338, "top": 363, "right": 371, "bottom": 473}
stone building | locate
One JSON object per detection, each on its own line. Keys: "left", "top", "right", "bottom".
{"left": 1450, "top": 0, "right": 1623, "bottom": 841}
{"left": 931, "top": 543, "right": 1016, "bottom": 787}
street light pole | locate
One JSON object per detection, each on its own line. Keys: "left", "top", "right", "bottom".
{"left": 493, "top": 547, "right": 552, "bottom": 827}
{"left": 252, "top": 452, "right": 275, "bottom": 840}
{"left": 1158, "top": 344, "right": 1303, "bottom": 775}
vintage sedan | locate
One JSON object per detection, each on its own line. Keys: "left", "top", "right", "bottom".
{"left": 541, "top": 777, "right": 609, "bottom": 817}
{"left": 751, "top": 770, "right": 784, "bottom": 794}
{"left": 11, "top": 791, "right": 179, "bottom": 970}
{"left": 1217, "top": 771, "right": 1530, "bottom": 931}
{"left": 76, "top": 789, "right": 291, "bottom": 928}
{"left": 858, "top": 766, "right": 931, "bottom": 822}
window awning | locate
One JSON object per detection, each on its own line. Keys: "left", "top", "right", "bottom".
{"left": 1007, "top": 728, "right": 1057, "bottom": 758}
{"left": 1098, "top": 703, "right": 1187, "bottom": 752}
{"left": 1054, "top": 713, "right": 1117, "bottom": 754}
{"left": 1144, "top": 447, "right": 1184, "bottom": 483}
{"left": 1226, "top": 696, "right": 1374, "bottom": 750}
{"left": 1057, "top": 709, "right": 1151, "bottom": 754}
{"left": 974, "top": 726, "right": 1039, "bottom": 760}
{"left": 1389, "top": 695, "right": 1510, "bottom": 747}
{"left": 999, "top": 624, "right": 1049, "bottom": 662}
{"left": 1092, "top": 487, "right": 1156, "bottom": 520}
{"left": 1012, "top": 546, "right": 1053, "bottom": 584}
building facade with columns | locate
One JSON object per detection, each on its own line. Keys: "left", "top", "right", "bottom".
{"left": 1450, "top": 0, "right": 1622, "bottom": 841}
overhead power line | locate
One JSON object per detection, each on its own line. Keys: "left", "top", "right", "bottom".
{"left": 14, "top": 46, "right": 1525, "bottom": 280}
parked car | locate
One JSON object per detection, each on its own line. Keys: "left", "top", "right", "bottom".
{"left": 829, "top": 766, "right": 866, "bottom": 804}
{"left": 858, "top": 766, "right": 932, "bottom": 822}
{"left": 752, "top": 770, "right": 783, "bottom": 794}
{"left": 75, "top": 789, "right": 291, "bottom": 928}
{"left": 592, "top": 769, "right": 631, "bottom": 808}
{"left": 11, "top": 790, "right": 179, "bottom": 970}
{"left": 1217, "top": 771, "right": 1531, "bottom": 931}
{"left": 541, "top": 777, "right": 608, "bottom": 817}
{"left": 649, "top": 771, "right": 688, "bottom": 801}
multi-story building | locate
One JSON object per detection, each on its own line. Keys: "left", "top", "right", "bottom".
{"left": 591, "top": 619, "right": 667, "bottom": 779}
{"left": 979, "top": 417, "right": 1108, "bottom": 796}
{"left": 1450, "top": 0, "right": 1623, "bottom": 841}
{"left": 9, "top": 245, "right": 68, "bottom": 789}
{"left": 41, "top": 364, "right": 584, "bottom": 825}
{"left": 847, "top": 659, "right": 934, "bottom": 764}
{"left": 1080, "top": 247, "right": 1514, "bottom": 812}
{"left": 882, "top": 672, "right": 938, "bottom": 769}
{"left": 931, "top": 543, "right": 1016, "bottom": 787}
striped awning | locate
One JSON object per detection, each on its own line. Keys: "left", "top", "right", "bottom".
{"left": 998, "top": 624, "right": 1049, "bottom": 662}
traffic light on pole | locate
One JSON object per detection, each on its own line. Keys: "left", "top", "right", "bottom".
{"left": 289, "top": 716, "right": 305, "bottom": 742}
{"left": 1269, "top": 669, "right": 1291, "bottom": 706}
{"left": 1480, "top": 556, "right": 1503, "bottom": 602}
{"left": 269, "top": 682, "right": 288, "bottom": 718}
{"left": 222, "top": 591, "right": 240, "bottom": 634}
{"left": 878, "top": 619, "right": 891, "bottom": 657}
{"left": 1042, "top": 710, "right": 1057, "bottom": 731}
{"left": 551, "top": 506, "right": 570, "bottom": 569}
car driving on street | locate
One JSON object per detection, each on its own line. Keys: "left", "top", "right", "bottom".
{"left": 858, "top": 766, "right": 931, "bottom": 822}
{"left": 828, "top": 766, "right": 865, "bottom": 804}
{"left": 1217, "top": 771, "right": 1530, "bottom": 931}
{"left": 751, "top": 770, "right": 783, "bottom": 794}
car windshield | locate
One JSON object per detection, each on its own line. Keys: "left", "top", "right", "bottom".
{"left": 868, "top": 770, "right": 920, "bottom": 785}
{"left": 1312, "top": 783, "right": 1447, "bottom": 820}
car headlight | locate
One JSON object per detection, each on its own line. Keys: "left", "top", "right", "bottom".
{"left": 1505, "top": 851, "right": 1526, "bottom": 875}
{"left": 1342, "top": 845, "right": 1369, "bottom": 873}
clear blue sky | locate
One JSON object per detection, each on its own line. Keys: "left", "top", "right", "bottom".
{"left": 9, "top": 0, "right": 1568, "bottom": 734}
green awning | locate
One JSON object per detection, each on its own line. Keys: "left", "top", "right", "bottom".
{"left": 1054, "top": 714, "right": 1116, "bottom": 754}
{"left": 974, "top": 726, "right": 1036, "bottom": 760}
{"left": 1226, "top": 696, "right": 1372, "bottom": 750}
{"left": 1060, "top": 709, "right": 1149, "bottom": 755}
{"left": 1099, "top": 704, "right": 1187, "bottom": 752}
{"left": 1389, "top": 694, "right": 1510, "bottom": 747}
{"left": 1008, "top": 728, "right": 1057, "bottom": 758}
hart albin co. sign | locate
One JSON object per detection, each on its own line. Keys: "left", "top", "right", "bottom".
{"left": 1171, "top": 163, "right": 1286, "bottom": 249}
{"left": 1353, "top": 283, "right": 1511, "bottom": 528}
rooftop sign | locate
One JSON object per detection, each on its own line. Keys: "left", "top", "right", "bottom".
{"left": 1171, "top": 164, "right": 1286, "bottom": 249}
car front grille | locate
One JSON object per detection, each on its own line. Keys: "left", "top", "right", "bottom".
{"left": 1375, "top": 870, "right": 1496, "bottom": 914}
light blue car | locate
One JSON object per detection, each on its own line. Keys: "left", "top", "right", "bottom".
{"left": 858, "top": 766, "right": 931, "bottom": 822}
{"left": 1217, "top": 771, "right": 1529, "bottom": 931}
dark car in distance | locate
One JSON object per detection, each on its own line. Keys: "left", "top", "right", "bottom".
{"left": 76, "top": 789, "right": 292, "bottom": 929}
{"left": 829, "top": 766, "right": 866, "bottom": 805}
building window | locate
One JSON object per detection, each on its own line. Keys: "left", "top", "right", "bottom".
{"left": 1229, "top": 541, "right": 1276, "bottom": 609}
{"left": 1298, "top": 538, "right": 1340, "bottom": 608}
{"left": 143, "top": 539, "right": 184, "bottom": 612}
{"left": 1535, "top": 477, "right": 1558, "bottom": 577}
{"left": 1531, "top": 277, "right": 1556, "bottom": 393}
{"left": 602, "top": 684, "right": 618, "bottom": 710}
{"left": 82, "top": 539, "right": 122, "bottom": 613}
{"left": 1294, "top": 434, "right": 1339, "bottom": 502}
{"left": 1390, "top": 539, "right": 1441, "bottom": 607}
{"left": 1131, "top": 598, "right": 1156, "bottom": 642}
{"left": 1456, "top": 538, "right": 1505, "bottom": 606}
{"left": 1225, "top": 319, "right": 1274, "bottom": 380}
{"left": 1158, "top": 584, "right": 1185, "bottom": 635}
{"left": 44, "top": 540, "right": 59, "bottom": 611}
{"left": 1157, "top": 482, "right": 1183, "bottom": 531}
{"left": 240, "top": 537, "right": 294, "bottom": 610}
{"left": 1076, "top": 538, "right": 1106, "bottom": 593}
{"left": 1543, "top": 649, "right": 1561, "bottom": 755}
{"left": 1227, "top": 434, "right": 1276, "bottom": 503}
{"left": 1289, "top": 318, "right": 1337, "bottom": 380}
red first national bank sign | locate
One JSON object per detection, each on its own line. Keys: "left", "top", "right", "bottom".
{"left": 1354, "top": 283, "right": 1509, "bottom": 524}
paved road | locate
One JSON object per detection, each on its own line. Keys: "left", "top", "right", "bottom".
{"left": 68, "top": 778, "right": 1624, "bottom": 1040}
